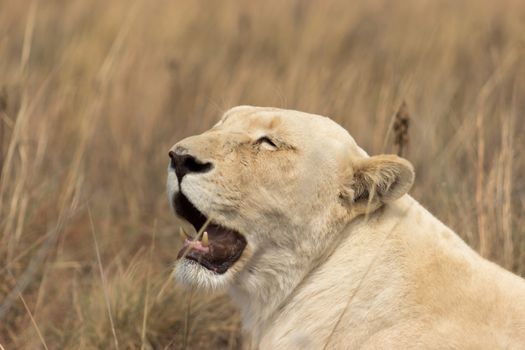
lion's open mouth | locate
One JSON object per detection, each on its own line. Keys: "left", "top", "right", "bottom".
{"left": 173, "top": 193, "right": 246, "bottom": 274}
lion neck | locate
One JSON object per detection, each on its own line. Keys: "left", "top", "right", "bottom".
{"left": 228, "top": 197, "right": 417, "bottom": 344}
{"left": 228, "top": 240, "right": 328, "bottom": 336}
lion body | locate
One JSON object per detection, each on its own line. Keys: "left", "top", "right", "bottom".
{"left": 256, "top": 195, "right": 525, "bottom": 349}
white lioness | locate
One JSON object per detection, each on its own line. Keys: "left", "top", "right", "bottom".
{"left": 167, "top": 106, "right": 525, "bottom": 349}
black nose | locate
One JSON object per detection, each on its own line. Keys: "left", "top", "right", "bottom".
{"left": 169, "top": 149, "right": 213, "bottom": 183}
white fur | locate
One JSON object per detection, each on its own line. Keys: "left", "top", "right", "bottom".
{"left": 167, "top": 106, "right": 525, "bottom": 349}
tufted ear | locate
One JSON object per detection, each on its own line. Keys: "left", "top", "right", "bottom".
{"left": 349, "top": 154, "right": 414, "bottom": 212}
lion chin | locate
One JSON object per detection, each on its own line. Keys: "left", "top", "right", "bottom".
{"left": 173, "top": 259, "right": 233, "bottom": 291}
{"left": 167, "top": 106, "right": 525, "bottom": 350}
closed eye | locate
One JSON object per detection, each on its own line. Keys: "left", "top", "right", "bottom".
{"left": 257, "top": 136, "right": 276, "bottom": 146}
{"left": 256, "top": 136, "right": 278, "bottom": 150}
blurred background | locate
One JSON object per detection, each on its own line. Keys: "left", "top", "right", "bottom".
{"left": 1, "top": 0, "right": 524, "bottom": 348}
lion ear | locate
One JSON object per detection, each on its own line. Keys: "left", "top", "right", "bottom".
{"left": 350, "top": 155, "right": 414, "bottom": 210}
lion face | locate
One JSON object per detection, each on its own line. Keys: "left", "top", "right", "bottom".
{"left": 167, "top": 106, "right": 414, "bottom": 290}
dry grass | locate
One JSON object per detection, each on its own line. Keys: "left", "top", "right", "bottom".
{"left": 1, "top": 0, "right": 524, "bottom": 348}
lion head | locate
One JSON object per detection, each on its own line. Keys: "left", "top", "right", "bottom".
{"left": 167, "top": 106, "right": 414, "bottom": 291}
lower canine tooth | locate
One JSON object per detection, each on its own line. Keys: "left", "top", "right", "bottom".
{"left": 202, "top": 231, "right": 209, "bottom": 247}
{"left": 179, "top": 227, "right": 188, "bottom": 240}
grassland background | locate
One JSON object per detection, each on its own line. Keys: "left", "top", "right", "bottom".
{"left": 1, "top": 0, "right": 524, "bottom": 348}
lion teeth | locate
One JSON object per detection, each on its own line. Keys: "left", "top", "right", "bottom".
{"left": 179, "top": 227, "right": 189, "bottom": 240}
{"left": 202, "top": 231, "right": 209, "bottom": 247}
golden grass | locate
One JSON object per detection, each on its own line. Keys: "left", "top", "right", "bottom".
{"left": 1, "top": 0, "right": 524, "bottom": 348}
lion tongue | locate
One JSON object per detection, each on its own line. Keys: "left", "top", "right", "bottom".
{"left": 176, "top": 224, "right": 247, "bottom": 274}
{"left": 178, "top": 227, "right": 237, "bottom": 260}
{"left": 183, "top": 239, "right": 210, "bottom": 253}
